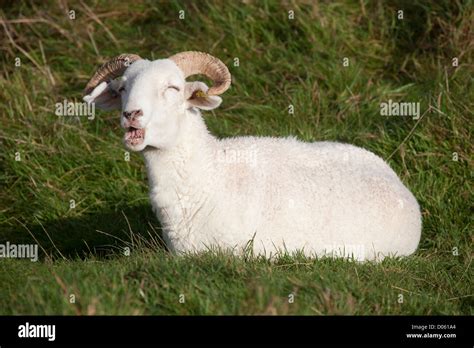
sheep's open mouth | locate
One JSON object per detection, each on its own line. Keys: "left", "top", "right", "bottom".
{"left": 125, "top": 127, "right": 145, "bottom": 145}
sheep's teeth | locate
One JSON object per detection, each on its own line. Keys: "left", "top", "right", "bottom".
{"left": 125, "top": 127, "right": 145, "bottom": 142}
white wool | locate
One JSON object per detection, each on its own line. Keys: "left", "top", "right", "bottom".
{"left": 142, "top": 111, "right": 421, "bottom": 261}
{"left": 84, "top": 57, "right": 422, "bottom": 261}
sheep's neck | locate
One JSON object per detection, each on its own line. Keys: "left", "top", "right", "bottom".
{"left": 141, "top": 109, "right": 218, "bottom": 213}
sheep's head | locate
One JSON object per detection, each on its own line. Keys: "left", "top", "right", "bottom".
{"left": 83, "top": 52, "right": 231, "bottom": 151}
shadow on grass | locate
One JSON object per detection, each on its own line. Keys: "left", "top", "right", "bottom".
{"left": 0, "top": 204, "right": 166, "bottom": 260}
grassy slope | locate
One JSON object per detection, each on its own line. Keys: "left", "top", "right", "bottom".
{"left": 0, "top": 0, "right": 472, "bottom": 315}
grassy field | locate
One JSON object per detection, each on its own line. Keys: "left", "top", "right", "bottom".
{"left": 0, "top": 0, "right": 472, "bottom": 315}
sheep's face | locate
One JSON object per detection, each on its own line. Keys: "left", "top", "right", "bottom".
{"left": 84, "top": 59, "right": 222, "bottom": 152}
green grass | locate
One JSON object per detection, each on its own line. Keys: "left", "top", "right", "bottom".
{"left": 0, "top": 0, "right": 472, "bottom": 315}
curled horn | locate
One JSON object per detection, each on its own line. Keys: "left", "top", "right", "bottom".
{"left": 83, "top": 54, "right": 142, "bottom": 96}
{"left": 169, "top": 51, "right": 231, "bottom": 96}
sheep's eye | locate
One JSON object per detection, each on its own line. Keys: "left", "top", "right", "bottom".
{"left": 118, "top": 86, "right": 126, "bottom": 93}
{"left": 167, "top": 85, "right": 180, "bottom": 91}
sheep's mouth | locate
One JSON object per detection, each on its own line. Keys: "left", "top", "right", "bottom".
{"left": 125, "top": 127, "right": 145, "bottom": 146}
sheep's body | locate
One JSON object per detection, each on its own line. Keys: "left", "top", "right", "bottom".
{"left": 144, "top": 109, "right": 422, "bottom": 261}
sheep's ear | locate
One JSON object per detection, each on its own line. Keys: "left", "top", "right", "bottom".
{"left": 185, "top": 81, "right": 222, "bottom": 110}
{"left": 83, "top": 80, "right": 121, "bottom": 111}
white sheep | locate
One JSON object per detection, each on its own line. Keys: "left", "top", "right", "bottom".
{"left": 83, "top": 51, "right": 422, "bottom": 261}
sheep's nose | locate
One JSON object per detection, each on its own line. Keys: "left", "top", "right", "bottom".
{"left": 123, "top": 109, "right": 143, "bottom": 119}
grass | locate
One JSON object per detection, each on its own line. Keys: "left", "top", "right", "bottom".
{"left": 0, "top": 0, "right": 472, "bottom": 315}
